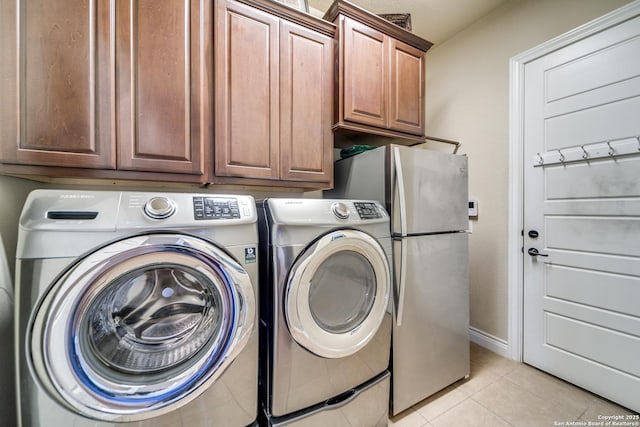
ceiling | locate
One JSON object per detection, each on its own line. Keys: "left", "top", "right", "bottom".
{"left": 307, "top": 0, "right": 511, "bottom": 45}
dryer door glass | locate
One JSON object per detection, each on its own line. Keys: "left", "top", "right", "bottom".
{"left": 308, "top": 251, "right": 376, "bottom": 334}
{"left": 285, "top": 229, "right": 390, "bottom": 359}
{"left": 29, "top": 233, "right": 255, "bottom": 422}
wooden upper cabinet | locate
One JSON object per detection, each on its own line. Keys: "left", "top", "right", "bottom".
{"left": 342, "top": 17, "right": 387, "bottom": 129}
{"left": 1, "top": 0, "right": 333, "bottom": 187}
{"left": 116, "top": 0, "right": 209, "bottom": 176}
{"left": 0, "top": 0, "right": 210, "bottom": 178}
{"left": 326, "top": 0, "right": 432, "bottom": 141}
{"left": 279, "top": 21, "right": 333, "bottom": 183}
{"left": 389, "top": 39, "right": 425, "bottom": 135}
{"left": 214, "top": 0, "right": 334, "bottom": 186}
{"left": 0, "top": 0, "right": 114, "bottom": 169}
{"left": 214, "top": 0, "right": 280, "bottom": 180}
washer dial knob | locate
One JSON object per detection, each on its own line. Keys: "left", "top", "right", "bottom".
{"left": 331, "top": 202, "right": 350, "bottom": 219}
{"left": 144, "top": 197, "right": 177, "bottom": 219}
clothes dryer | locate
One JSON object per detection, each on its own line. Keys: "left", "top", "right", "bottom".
{"left": 258, "top": 199, "right": 392, "bottom": 426}
{"left": 15, "top": 190, "right": 259, "bottom": 427}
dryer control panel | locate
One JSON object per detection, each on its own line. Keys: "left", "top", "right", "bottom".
{"left": 193, "top": 196, "right": 243, "bottom": 220}
{"left": 354, "top": 202, "right": 382, "bottom": 219}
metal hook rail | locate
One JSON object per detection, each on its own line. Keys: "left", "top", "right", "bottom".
{"left": 419, "top": 135, "right": 462, "bottom": 154}
{"left": 533, "top": 136, "right": 640, "bottom": 167}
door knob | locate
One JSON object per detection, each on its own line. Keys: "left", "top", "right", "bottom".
{"left": 528, "top": 248, "right": 548, "bottom": 257}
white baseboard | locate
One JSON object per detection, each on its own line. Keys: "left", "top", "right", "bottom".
{"left": 469, "top": 327, "right": 511, "bottom": 359}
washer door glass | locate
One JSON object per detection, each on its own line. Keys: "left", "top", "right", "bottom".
{"left": 29, "top": 233, "right": 255, "bottom": 422}
{"left": 285, "top": 229, "right": 390, "bottom": 358}
{"left": 82, "top": 263, "right": 224, "bottom": 375}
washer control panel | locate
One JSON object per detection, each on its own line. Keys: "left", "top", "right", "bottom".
{"left": 354, "top": 202, "right": 382, "bottom": 219}
{"left": 193, "top": 196, "right": 241, "bottom": 220}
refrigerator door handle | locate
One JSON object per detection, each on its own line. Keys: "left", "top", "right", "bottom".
{"left": 395, "top": 238, "right": 408, "bottom": 326}
{"left": 393, "top": 146, "right": 408, "bottom": 237}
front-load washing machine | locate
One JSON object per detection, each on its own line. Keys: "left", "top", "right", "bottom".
{"left": 258, "top": 199, "right": 392, "bottom": 426}
{"left": 15, "top": 190, "right": 259, "bottom": 427}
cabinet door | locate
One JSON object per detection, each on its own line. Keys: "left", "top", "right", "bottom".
{"left": 342, "top": 16, "right": 387, "bottom": 129}
{"left": 116, "top": 0, "right": 209, "bottom": 176}
{"left": 0, "top": 0, "right": 114, "bottom": 168}
{"left": 214, "top": 0, "right": 279, "bottom": 179}
{"left": 389, "top": 39, "right": 425, "bottom": 135}
{"left": 279, "top": 21, "right": 332, "bottom": 183}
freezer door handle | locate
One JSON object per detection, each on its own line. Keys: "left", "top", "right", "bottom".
{"left": 395, "top": 238, "right": 408, "bottom": 326}
{"left": 393, "top": 146, "right": 408, "bottom": 237}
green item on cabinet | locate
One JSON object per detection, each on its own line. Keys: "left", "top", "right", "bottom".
{"left": 340, "top": 145, "right": 377, "bottom": 159}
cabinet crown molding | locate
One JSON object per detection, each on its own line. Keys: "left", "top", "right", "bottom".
{"left": 233, "top": 0, "right": 336, "bottom": 37}
{"left": 324, "top": 0, "right": 433, "bottom": 52}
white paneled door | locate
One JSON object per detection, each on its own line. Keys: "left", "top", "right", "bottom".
{"left": 522, "top": 9, "right": 640, "bottom": 412}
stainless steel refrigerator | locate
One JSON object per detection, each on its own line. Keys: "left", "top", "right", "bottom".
{"left": 325, "top": 144, "right": 469, "bottom": 415}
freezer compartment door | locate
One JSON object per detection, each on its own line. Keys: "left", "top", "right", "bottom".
{"left": 391, "top": 232, "right": 469, "bottom": 415}
{"left": 392, "top": 145, "right": 468, "bottom": 235}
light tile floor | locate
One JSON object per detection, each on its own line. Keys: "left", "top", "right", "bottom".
{"left": 389, "top": 342, "right": 638, "bottom": 427}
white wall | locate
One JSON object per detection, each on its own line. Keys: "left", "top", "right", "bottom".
{"left": 424, "top": 0, "right": 633, "bottom": 342}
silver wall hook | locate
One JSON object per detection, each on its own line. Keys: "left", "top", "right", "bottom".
{"left": 581, "top": 145, "right": 589, "bottom": 160}
{"left": 537, "top": 153, "right": 544, "bottom": 165}
{"left": 557, "top": 149, "right": 565, "bottom": 164}
{"left": 607, "top": 141, "right": 615, "bottom": 157}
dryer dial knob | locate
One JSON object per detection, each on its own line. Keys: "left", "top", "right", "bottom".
{"left": 144, "top": 197, "right": 176, "bottom": 219}
{"left": 331, "top": 202, "right": 350, "bottom": 220}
